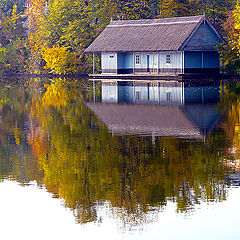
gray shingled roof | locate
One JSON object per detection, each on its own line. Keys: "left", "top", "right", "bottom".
{"left": 85, "top": 15, "right": 205, "bottom": 53}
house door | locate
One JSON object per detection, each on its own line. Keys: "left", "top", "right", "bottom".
{"left": 109, "top": 54, "right": 116, "bottom": 73}
{"left": 151, "top": 54, "right": 158, "bottom": 73}
{"left": 147, "top": 55, "right": 150, "bottom": 72}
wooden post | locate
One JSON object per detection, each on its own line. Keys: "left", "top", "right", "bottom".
{"left": 182, "top": 51, "right": 184, "bottom": 75}
{"left": 93, "top": 53, "right": 95, "bottom": 74}
{"left": 181, "top": 51, "right": 183, "bottom": 74}
{"left": 181, "top": 81, "right": 184, "bottom": 105}
{"left": 133, "top": 53, "right": 135, "bottom": 74}
{"left": 152, "top": 54, "right": 154, "bottom": 74}
{"left": 93, "top": 80, "right": 96, "bottom": 102}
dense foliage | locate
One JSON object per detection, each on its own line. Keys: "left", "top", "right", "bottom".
{"left": 0, "top": 5, "right": 28, "bottom": 73}
{"left": 27, "top": 0, "right": 234, "bottom": 74}
{"left": 0, "top": 0, "right": 237, "bottom": 74}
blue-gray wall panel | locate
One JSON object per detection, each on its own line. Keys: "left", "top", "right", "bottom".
{"left": 117, "top": 53, "right": 125, "bottom": 69}
{"left": 184, "top": 51, "right": 220, "bottom": 69}
{"left": 125, "top": 53, "right": 133, "bottom": 69}
{"left": 116, "top": 53, "right": 134, "bottom": 70}
{"left": 203, "top": 51, "right": 220, "bottom": 68}
{"left": 184, "top": 52, "right": 202, "bottom": 68}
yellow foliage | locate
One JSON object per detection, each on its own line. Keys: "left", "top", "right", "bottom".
{"left": 42, "top": 46, "right": 78, "bottom": 74}
{"left": 14, "top": 127, "right": 20, "bottom": 145}
{"left": 231, "top": 6, "right": 240, "bottom": 55}
{"left": 25, "top": 0, "right": 47, "bottom": 73}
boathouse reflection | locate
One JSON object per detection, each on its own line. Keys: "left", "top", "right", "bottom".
{"left": 88, "top": 81, "right": 221, "bottom": 139}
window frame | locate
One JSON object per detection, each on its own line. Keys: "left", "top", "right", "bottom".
{"left": 166, "top": 54, "right": 171, "bottom": 64}
{"left": 167, "top": 92, "right": 172, "bottom": 102}
{"left": 135, "top": 54, "right": 140, "bottom": 65}
{"left": 136, "top": 91, "right": 140, "bottom": 100}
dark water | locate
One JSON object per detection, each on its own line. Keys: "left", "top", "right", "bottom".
{"left": 0, "top": 77, "right": 239, "bottom": 239}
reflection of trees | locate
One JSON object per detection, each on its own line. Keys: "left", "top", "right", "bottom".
{"left": 219, "top": 82, "right": 240, "bottom": 172}
{"left": 0, "top": 79, "right": 38, "bottom": 182}
{"left": 26, "top": 78, "right": 229, "bottom": 224}
{"left": 0, "top": 78, "right": 232, "bottom": 225}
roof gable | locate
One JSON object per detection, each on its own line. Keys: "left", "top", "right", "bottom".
{"left": 180, "top": 20, "right": 223, "bottom": 51}
{"left": 85, "top": 15, "right": 207, "bottom": 53}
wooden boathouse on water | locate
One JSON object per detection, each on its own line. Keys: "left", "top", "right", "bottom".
{"left": 85, "top": 15, "right": 224, "bottom": 76}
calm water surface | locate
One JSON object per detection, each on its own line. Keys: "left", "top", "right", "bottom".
{"left": 0, "top": 77, "right": 239, "bottom": 239}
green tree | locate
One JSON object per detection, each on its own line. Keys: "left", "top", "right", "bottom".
{"left": 0, "top": 5, "right": 28, "bottom": 73}
{"left": 0, "top": 0, "right": 26, "bottom": 14}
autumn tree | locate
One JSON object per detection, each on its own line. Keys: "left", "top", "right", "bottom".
{"left": 218, "top": 2, "right": 240, "bottom": 73}
{"left": 25, "top": 0, "right": 47, "bottom": 73}
{"left": 23, "top": 0, "right": 236, "bottom": 74}
{"left": 0, "top": 0, "right": 26, "bottom": 14}
{"left": 0, "top": 5, "right": 28, "bottom": 73}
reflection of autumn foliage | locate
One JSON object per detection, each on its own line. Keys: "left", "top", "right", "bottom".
{"left": 219, "top": 83, "right": 240, "bottom": 172}
{"left": 42, "top": 80, "right": 78, "bottom": 109}
{"left": 0, "top": 79, "right": 44, "bottom": 182}
{"left": 0, "top": 78, "right": 231, "bottom": 226}
{"left": 27, "top": 121, "right": 48, "bottom": 158}
{"left": 24, "top": 79, "right": 229, "bottom": 225}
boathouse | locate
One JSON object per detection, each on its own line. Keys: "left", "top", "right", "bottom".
{"left": 85, "top": 15, "right": 224, "bottom": 75}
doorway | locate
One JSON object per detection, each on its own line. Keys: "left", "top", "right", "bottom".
{"left": 152, "top": 54, "right": 158, "bottom": 73}
{"left": 147, "top": 55, "right": 150, "bottom": 72}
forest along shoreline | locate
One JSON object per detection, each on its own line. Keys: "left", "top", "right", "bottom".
{"left": 0, "top": 0, "right": 239, "bottom": 77}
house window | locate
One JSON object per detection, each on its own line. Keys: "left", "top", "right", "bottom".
{"left": 167, "top": 92, "right": 172, "bottom": 102}
{"left": 135, "top": 54, "right": 140, "bottom": 65}
{"left": 136, "top": 91, "right": 140, "bottom": 100}
{"left": 166, "top": 54, "right": 171, "bottom": 64}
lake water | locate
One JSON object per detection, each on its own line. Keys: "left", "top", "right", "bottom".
{"left": 0, "top": 77, "right": 239, "bottom": 239}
